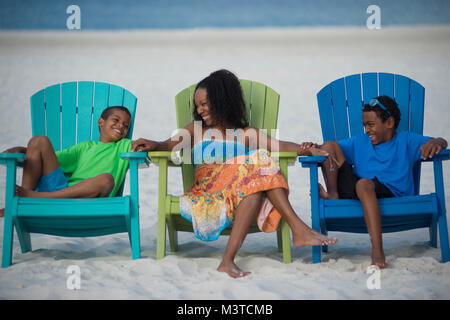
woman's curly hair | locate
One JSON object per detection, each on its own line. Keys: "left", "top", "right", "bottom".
{"left": 193, "top": 69, "right": 248, "bottom": 129}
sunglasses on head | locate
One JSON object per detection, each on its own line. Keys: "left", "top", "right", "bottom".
{"left": 367, "top": 99, "right": 392, "bottom": 117}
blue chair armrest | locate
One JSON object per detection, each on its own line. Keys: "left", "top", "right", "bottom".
{"left": 298, "top": 156, "right": 327, "bottom": 167}
{"left": 0, "top": 152, "right": 26, "bottom": 165}
{"left": 421, "top": 149, "right": 450, "bottom": 162}
{"left": 120, "top": 152, "right": 150, "bottom": 167}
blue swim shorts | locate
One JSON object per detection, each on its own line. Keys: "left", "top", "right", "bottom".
{"left": 35, "top": 166, "right": 68, "bottom": 192}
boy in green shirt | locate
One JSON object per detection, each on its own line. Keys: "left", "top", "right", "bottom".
{"left": 1, "top": 106, "right": 132, "bottom": 216}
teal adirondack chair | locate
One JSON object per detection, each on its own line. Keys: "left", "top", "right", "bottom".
{"left": 149, "top": 80, "right": 297, "bottom": 263}
{"left": 299, "top": 72, "right": 450, "bottom": 263}
{"left": 0, "top": 81, "right": 148, "bottom": 267}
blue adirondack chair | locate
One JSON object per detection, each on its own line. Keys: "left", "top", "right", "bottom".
{"left": 299, "top": 72, "right": 450, "bottom": 263}
{"left": 0, "top": 81, "right": 148, "bottom": 267}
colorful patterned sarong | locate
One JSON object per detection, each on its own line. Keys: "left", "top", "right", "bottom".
{"left": 180, "top": 149, "right": 289, "bottom": 241}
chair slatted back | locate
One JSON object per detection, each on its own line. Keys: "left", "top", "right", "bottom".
{"left": 30, "top": 81, "right": 137, "bottom": 151}
{"left": 30, "top": 81, "right": 138, "bottom": 197}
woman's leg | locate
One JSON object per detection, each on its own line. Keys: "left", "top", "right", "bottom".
{"left": 355, "top": 179, "right": 387, "bottom": 269}
{"left": 218, "top": 192, "right": 263, "bottom": 278}
{"left": 265, "top": 188, "right": 338, "bottom": 247}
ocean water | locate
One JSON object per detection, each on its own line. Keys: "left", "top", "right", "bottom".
{"left": 0, "top": 0, "right": 449, "bottom": 30}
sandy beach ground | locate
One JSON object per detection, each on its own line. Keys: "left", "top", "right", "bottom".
{"left": 0, "top": 25, "right": 449, "bottom": 299}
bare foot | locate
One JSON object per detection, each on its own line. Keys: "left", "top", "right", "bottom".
{"left": 292, "top": 228, "right": 338, "bottom": 248}
{"left": 318, "top": 183, "right": 328, "bottom": 198}
{"left": 217, "top": 260, "right": 251, "bottom": 278}
{"left": 16, "top": 185, "right": 41, "bottom": 198}
{"left": 371, "top": 250, "right": 388, "bottom": 269}
{"left": 16, "top": 185, "right": 32, "bottom": 197}
{"left": 318, "top": 183, "right": 338, "bottom": 199}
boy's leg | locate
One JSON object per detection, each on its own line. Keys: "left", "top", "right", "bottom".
{"left": 22, "top": 136, "right": 60, "bottom": 190}
{"left": 17, "top": 173, "right": 115, "bottom": 199}
{"left": 0, "top": 136, "right": 60, "bottom": 217}
{"left": 355, "top": 178, "right": 387, "bottom": 269}
{"left": 319, "top": 141, "right": 347, "bottom": 199}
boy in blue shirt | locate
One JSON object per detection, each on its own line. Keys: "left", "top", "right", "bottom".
{"left": 317, "top": 95, "right": 447, "bottom": 268}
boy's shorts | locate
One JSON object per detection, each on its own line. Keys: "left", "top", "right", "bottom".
{"left": 35, "top": 166, "right": 68, "bottom": 192}
{"left": 338, "top": 161, "right": 394, "bottom": 199}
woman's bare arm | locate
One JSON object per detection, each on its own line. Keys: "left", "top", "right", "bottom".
{"left": 241, "top": 127, "right": 321, "bottom": 155}
{"left": 131, "top": 122, "right": 195, "bottom": 152}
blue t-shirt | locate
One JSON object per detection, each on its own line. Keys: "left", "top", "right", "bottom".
{"left": 338, "top": 131, "right": 430, "bottom": 197}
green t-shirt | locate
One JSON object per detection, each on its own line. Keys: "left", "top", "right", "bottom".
{"left": 55, "top": 139, "right": 132, "bottom": 197}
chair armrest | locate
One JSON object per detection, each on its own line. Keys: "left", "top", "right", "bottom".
{"left": 0, "top": 152, "right": 26, "bottom": 165}
{"left": 0, "top": 153, "right": 26, "bottom": 200}
{"left": 268, "top": 152, "right": 298, "bottom": 181}
{"left": 298, "top": 156, "right": 327, "bottom": 167}
{"left": 270, "top": 151, "right": 298, "bottom": 162}
{"left": 147, "top": 151, "right": 182, "bottom": 167}
{"left": 120, "top": 152, "right": 150, "bottom": 168}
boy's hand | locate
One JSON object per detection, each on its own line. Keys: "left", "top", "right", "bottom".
{"left": 420, "top": 138, "right": 447, "bottom": 160}
{"left": 131, "top": 138, "right": 158, "bottom": 152}
{"left": 299, "top": 141, "right": 319, "bottom": 151}
{"left": 309, "top": 147, "right": 340, "bottom": 171}
{"left": 308, "top": 146, "right": 328, "bottom": 157}
{"left": 2, "top": 146, "right": 27, "bottom": 154}
{"left": 297, "top": 142, "right": 320, "bottom": 155}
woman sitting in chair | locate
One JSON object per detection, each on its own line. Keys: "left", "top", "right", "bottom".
{"left": 132, "top": 69, "right": 337, "bottom": 278}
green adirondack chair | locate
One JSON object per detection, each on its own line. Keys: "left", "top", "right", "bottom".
{"left": 0, "top": 81, "right": 148, "bottom": 268}
{"left": 149, "top": 79, "right": 297, "bottom": 263}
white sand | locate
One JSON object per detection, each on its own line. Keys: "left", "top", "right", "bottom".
{"left": 0, "top": 25, "right": 449, "bottom": 299}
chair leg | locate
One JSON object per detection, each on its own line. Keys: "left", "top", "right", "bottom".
{"left": 277, "top": 228, "right": 283, "bottom": 252}
{"left": 156, "top": 213, "right": 167, "bottom": 260}
{"left": 433, "top": 159, "right": 449, "bottom": 262}
{"left": 280, "top": 219, "right": 292, "bottom": 264}
{"left": 312, "top": 246, "right": 322, "bottom": 264}
{"left": 168, "top": 223, "right": 179, "bottom": 253}
{"left": 321, "top": 226, "right": 329, "bottom": 253}
{"left": 2, "top": 210, "right": 14, "bottom": 268}
{"left": 429, "top": 217, "right": 438, "bottom": 248}
{"left": 17, "top": 231, "right": 32, "bottom": 254}
{"left": 129, "top": 212, "right": 141, "bottom": 260}
{"left": 156, "top": 158, "right": 169, "bottom": 260}
{"left": 438, "top": 213, "right": 450, "bottom": 263}
{"left": 128, "top": 162, "right": 141, "bottom": 260}
{"left": 165, "top": 212, "right": 179, "bottom": 253}
{"left": 13, "top": 216, "right": 32, "bottom": 253}
{"left": 311, "top": 219, "right": 323, "bottom": 263}
{"left": 308, "top": 162, "right": 322, "bottom": 264}
{"left": 2, "top": 161, "right": 18, "bottom": 267}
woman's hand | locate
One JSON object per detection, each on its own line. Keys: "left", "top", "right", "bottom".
{"left": 299, "top": 142, "right": 320, "bottom": 151}
{"left": 297, "top": 142, "right": 320, "bottom": 156}
{"left": 131, "top": 138, "right": 159, "bottom": 152}
{"left": 2, "top": 146, "right": 27, "bottom": 154}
